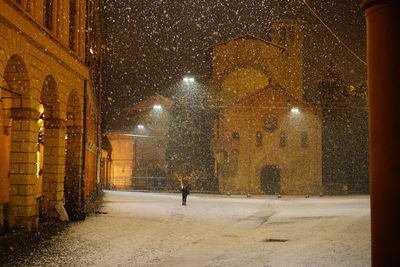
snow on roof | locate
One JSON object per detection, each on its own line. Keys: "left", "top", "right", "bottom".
{"left": 123, "top": 93, "right": 173, "bottom": 115}
{"left": 204, "top": 33, "right": 286, "bottom": 52}
{"left": 226, "top": 83, "right": 315, "bottom": 110}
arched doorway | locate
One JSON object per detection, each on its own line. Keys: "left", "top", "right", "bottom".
{"left": 64, "top": 90, "right": 83, "bottom": 220}
{"left": 260, "top": 165, "right": 281, "bottom": 194}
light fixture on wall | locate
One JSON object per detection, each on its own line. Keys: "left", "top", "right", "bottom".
{"left": 183, "top": 76, "right": 195, "bottom": 83}
{"left": 153, "top": 104, "right": 162, "bottom": 110}
{"left": 291, "top": 107, "right": 300, "bottom": 113}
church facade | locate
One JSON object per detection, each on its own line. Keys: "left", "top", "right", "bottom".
{"left": 209, "top": 20, "right": 323, "bottom": 195}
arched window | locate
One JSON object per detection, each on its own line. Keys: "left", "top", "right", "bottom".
{"left": 256, "top": 131, "right": 262, "bottom": 147}
{"left": 280, "top": 131, "right": 287, "bottom": 147}
{"left": 301, "top": 132, "right": 309, "bottom": 148}
{"left": 44, "top": 0, "right": 53, "bottom": 30}
{"left": 69, "top": 0, "right": 77, "bottom": 50}
{"left": 232, "top": 131, "right": 240, "bottom": 141}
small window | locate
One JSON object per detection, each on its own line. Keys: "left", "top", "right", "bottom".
{"left": 25, "top": 0, "right": 33, "bottom": 13}
{"left": 278, "top": 27, "right": 286, "bottom": 43}
{"left": 301, "top": 132, "right": 309, "bottom": 148}
{"left": 232, "top": 132, "right": 240, "bottom": 141}
{"left": 256, "top": 131, "right": 262, "bottom": 147}
{"left": 69, "top": 0, "right": 77, "bottom": 50}
{"left": 280, "top": 131, "right": 287, "bottom": 147}
{"left": 44, "top": 0, "right": 53, "bottom": 30}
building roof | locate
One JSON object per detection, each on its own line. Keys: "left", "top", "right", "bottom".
{"left": 205, "top": 33, "right": 286, "bottom": 52}
{"left": 226, "top": 83, "right": 315, "bottom": 111}
{"left": 123, "top": 94, "right": 174, "bottom": 115}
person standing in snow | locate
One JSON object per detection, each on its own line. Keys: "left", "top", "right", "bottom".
{"left": 181, "top": 180, "right": 191, "bottom": 206}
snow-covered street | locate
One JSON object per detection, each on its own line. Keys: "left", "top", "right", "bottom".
{"left": 7, "top": 190, "right": 371, "bottom": 266}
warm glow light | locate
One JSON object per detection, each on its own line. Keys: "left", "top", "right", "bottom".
{"left": 39, "top": 104, "right": 44, "bottom": 115}
{"left": 89, "top": 48, "right": 94, "bottom": 54}
{"left": 291, "top": 107, "right": 300, "bottom": 113}
{"left": 153, "top": 104, "right": 162, "bottom": 110}
{"left": 183, "top": 76, "right": 195, "bottom": 83}
{"left": 137, "top": 124, "right": 144, "bottom": 129}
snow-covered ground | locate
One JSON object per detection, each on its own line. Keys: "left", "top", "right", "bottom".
{"left": 10, "top": 191, "right": 371, "bottom": 266}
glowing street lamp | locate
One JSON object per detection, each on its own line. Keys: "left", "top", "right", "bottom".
{"left": 291, "top": 107, "right": 300, "bottom": 114}
{"left": 183, "top": 76, "right": 195, "bottom": 83}
{"left": 153, "top": 104, "right": 162, "bottom": 110}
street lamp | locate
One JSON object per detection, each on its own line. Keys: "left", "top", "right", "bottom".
{"left": 153, "top": 104, "right": 162, "bottom": 110}
{"left": 291, "top": 107, "right": 300, "bottom": 114}
{"left": 183, "top": 76, "right": 195, "bottom": 83}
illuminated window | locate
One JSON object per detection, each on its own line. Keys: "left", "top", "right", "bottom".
{"left": 44, "top": 0, "right": 53, "bottom": 30}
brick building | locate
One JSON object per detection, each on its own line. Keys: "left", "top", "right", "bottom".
{"left": 106, "top": 94, "right": 175, "bottom": 190}
{"left": 0, "top": 0, "right": 105, "bottom": 229}
{"left": 212, "top": 84, "right": 322, "bottom": 195}
{"left": 209, "top": 20, "right": 323, "bottom": 195}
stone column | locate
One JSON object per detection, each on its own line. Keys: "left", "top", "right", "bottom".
{"left": 361, "top": 1, "right": 400, "bottom": 265}
{"left": 42, "top": 118, "right": 67, "bottom": 217}
{"left": 7, "top": 107, "right": 40, "bottom": 229}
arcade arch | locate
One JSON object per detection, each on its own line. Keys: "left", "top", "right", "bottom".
{"left": 64, "top": 89, "right": 84, "bottom": 220}
{"left": 2, "top": 54, "right": 39, "bottom": 228}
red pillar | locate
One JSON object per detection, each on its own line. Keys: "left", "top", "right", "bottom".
{"left": 362, "top": 0, "right": 400, "bottom": 266}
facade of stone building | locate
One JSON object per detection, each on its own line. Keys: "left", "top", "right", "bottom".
{"left": 0, "top": 0, "right": 104, "bottom": 229}
{"left": 106, "top": 132, "right": 135, "bottom": 189}
{"left": 106, "top": 94, "right": 176, "bottom": 190}
{"left": 212, "top": 85, "right": 322, "bottom": 195}
{"left": 208, "top": 21, "right": 304, "bottom": 108}
{"left": 209, "top": 21, "right": 322, "bottom": 195}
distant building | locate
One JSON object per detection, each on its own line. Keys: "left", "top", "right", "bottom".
{"left": 209, "top": 21, "right": 323, "bottom": 195}
{"left": 106, "top": 94, "right": 177, "bottom": 190}
{"left": 0, "top": 0, "right": 105, "bottom": 229}
{"left": 212, "top": 84, "right": 322, "bottom": 195}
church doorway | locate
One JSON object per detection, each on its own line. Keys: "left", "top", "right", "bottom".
{"left": 260, "top": 165, "right": 281, "bottom": 194}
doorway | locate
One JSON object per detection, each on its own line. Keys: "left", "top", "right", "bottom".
{"left": 260, "top": 165, "right": 281, "bottom": 194}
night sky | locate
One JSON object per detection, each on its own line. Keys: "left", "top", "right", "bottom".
{"left": 102, "top": 0, "right": 366, "bottom": 130}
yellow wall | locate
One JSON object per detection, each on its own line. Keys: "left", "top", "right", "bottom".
{"left": 0, "top": 104, "right": 11, "bottom": 204}
{"left": 209, "top": 26, "right": 304, "bottom": 108}
{"left": 107, "top": 133, "right": 135, "bottom": 189}
{"left": 213, "top": 86, "right": 322, "bottom": 195}
{"left": 0, "top": 0, "right": 100, "bottom": 228}
{"left": 209, "top": 38, "right": 284, "bottom": 107}
{"left": 84, "top": 89, "right": 100, "bottom": 198}
{"left": 221, "top": 68, "right": 269, "bottom": 105}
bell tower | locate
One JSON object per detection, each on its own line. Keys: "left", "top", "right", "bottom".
{"left": 271, "top": 20, "right": 304, "bottom": 99}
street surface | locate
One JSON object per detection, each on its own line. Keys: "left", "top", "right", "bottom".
{"left": 5, "top": 191, "right": 370, "bottom": 266}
